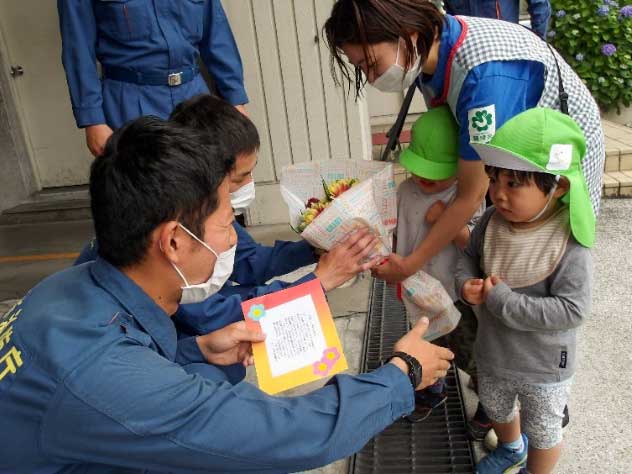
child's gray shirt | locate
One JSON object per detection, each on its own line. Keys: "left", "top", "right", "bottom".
{"left": 455, "top": 207, "right": 593, "bottom": 384}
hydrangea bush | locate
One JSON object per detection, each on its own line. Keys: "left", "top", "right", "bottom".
{"left": 549, "top": 0, "right": 632, "bottom": 112}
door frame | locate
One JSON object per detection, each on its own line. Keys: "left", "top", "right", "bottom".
{"left": 0, "top": 33, "right": 39, "bottom": 213}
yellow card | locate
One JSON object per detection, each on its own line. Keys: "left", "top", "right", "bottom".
{"left": 242, "top": 279, "right": 347, "bottom": 394}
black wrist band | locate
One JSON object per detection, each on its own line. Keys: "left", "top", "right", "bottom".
{"left": 385, "top": 351, "right": 423, "bottom": 390}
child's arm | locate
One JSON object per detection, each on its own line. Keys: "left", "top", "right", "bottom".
{"left": 483, "top": 241, "right": 592, "bottom": 332}
{"left": 454, "top": 212, "right": 488, "bottom": 304}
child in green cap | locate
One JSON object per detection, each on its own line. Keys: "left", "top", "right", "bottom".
{"left": 396, "top": 105, "right": 486, "bottom": 422}
{"left": 456, "top": 108, "right": 595, "bottom": 474}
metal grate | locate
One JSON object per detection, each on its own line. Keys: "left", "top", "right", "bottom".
{"left": 349, "top": 279, "right": 475, "bottom": 474}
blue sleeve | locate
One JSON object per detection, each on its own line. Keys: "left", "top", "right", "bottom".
{"left": 57, "top": 0, "right": 106, "bottom": 128}
{"left": 527, "top": 0, "right": 551, "bottom": 39}
{"left": 455, "top": 61, "right": 545, "bottom": 160}
{"left": 175, "top": 336, "right": 206, "bottom": 365}
{"left": 198, "top": 0, "right": 248, "bottom": 105}
{"left": 43, "top": 342, "right": 413, "bottom": 473}
{"left": 176, "top": 273, "right": 318, "bottom": 335}
{"left": 232, "top": 222, "right": 318, "bottom": 286}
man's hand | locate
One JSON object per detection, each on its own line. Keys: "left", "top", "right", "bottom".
{"left": 391, "top": 317, "right": 454, "bottom": 389}
{"left": 314, "top": 227, "right": 382, "bottom": 291}
{"left": 196, "top": 321, "right": 265, "bottom": 367}
{"left": 462, "top": 278, "right": 484, "bottom": 305}
{"left": 371, "top": 252, "right": 411, "bottom": 283}
{"left": 85, "top": 124, "right": 113, "bottom": 157}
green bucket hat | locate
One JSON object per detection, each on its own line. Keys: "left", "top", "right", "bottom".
{"left": 471, "top": 107, "right": 596, "bottom": 248}
{"left": 399, "top": 105, "right": 459, "bottom": 180}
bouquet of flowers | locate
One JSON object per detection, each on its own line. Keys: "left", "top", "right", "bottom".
{"left": 280, "top": 160, "right": 396, "bottom": 260}
{"left": 295, "top": 178, "right": 358, "bottom": 233}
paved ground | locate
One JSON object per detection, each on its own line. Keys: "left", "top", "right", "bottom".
{"left": 1, "top": 198, "right": 631, "bottom": 473}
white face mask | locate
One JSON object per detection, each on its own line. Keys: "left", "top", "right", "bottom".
{"left": 170, "top": 223, "right": 237, "bottom": 304}
{"left": 372, "top": 39, "right": 423, "bottom": 93}
{"left": 230, "top": 179, "right": 256, "bottom": 215}
{"left": 526, "top": 176, "right": 560, "bottom": 223}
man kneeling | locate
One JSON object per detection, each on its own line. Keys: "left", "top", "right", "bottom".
{"left": 0, "top": 117, "right": 453, "bottom": 473}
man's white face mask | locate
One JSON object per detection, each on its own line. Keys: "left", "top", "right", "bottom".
{"left": 169, "top": 223, "right": 236, "bottom": 304}
{"left": 372, "top": 39, "right": 422, "bottom": 93}
{"left": 230, "top": 179, "right": 256, "bottom": 215}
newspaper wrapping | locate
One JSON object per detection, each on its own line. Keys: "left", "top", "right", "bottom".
{"left": 401, "top": 271, "right": 461, "bottom": 342}
{"left": 280, "top": 160, "right": 397, "bottom": 259}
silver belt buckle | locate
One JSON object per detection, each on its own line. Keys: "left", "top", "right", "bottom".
{"left": 168, "top": 72, "right": 183, "bottom": 87}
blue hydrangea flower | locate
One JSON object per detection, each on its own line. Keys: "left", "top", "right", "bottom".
{"left": 601, "top": 43, "right": 617, "bottom": 56}
{"left": 547, "top": 30, "right": 557, "bottom": 38}
{"left": 605, "top": 0, "right": 619, "bottom": 6}
{"left": 620, "top": 5, "right": 632, "bottom": 17}
{"left": 575, "top": 53, "right": 585, "bottom": 61}
{"left": 556, "top": 9, "right": 567, "bottom": 17}
{"left": 597, "top": 5, "right": 610, "bottom": 15}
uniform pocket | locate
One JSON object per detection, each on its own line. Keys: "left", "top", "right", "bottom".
{"left": 94, "top": 0, "right": 152, "bottom": 42}
{"left": 178, "top": 0, "right": 206, "bottom": 43}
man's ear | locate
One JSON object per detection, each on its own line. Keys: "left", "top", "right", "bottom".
{"left": 156, "top": 221, "right": 183, "bottom": 263}
{"left": 554, "top": 176, "right": 570, "bottom": 198}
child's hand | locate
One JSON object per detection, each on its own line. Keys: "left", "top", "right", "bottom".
{"left": 483, "top": 275, "right": 502, "bottom": 300}
{"left": 425, "top": 200, "right": 447, "bottom": 224}
{"left": 462, "top": 278, "right": 485, "bottom": 305}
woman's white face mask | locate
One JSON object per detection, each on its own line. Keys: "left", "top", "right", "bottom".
{"left": 169, "top": 223, "right": 236, "bottom": 304}
{"left": 372, "top": 39, "right": 422, "bottom": 93}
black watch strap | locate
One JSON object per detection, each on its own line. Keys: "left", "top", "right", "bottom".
{"left": 387, "top": 351, "right": 422, "bottom": 390}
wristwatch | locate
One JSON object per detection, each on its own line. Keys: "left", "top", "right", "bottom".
{"left": 386, "top": 351, "right": 423, "bottom": 390}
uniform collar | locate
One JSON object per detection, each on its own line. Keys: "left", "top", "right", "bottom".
{"left": 421, "top": 15, "right": 462, "bottom": 99}
{"left": 90, "top": 257, "right": 178, "bottom": 361}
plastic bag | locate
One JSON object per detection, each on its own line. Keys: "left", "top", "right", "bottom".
{"left": 401, "top": 270, "right": 461, "bottom": 341}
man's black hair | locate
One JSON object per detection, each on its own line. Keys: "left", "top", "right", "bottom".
{"left": 170, "top": 94, "right": 260, "bottom": 161}
{"left": 89, "top": 116, "right": 235, "bottom": 268}
{"left": 485, "top": 166, "right": 558, "bottom": 194}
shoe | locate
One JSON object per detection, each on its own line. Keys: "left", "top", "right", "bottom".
{"left": 468, "top": 403, "right": 493, "bottom": 441}
{"left": 406, "top": 388, "right": 447, "bottom": 423}
{"left": 468, "top": 417, "right": 493, "bottom": 441}
{"left": 476, "top": 433, "right": 528, "bottom": 474}
{"left": 484, "top": 428, "right": 498, "bottom": 451}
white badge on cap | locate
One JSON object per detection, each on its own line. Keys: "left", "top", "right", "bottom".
{"left": 547, "top": 144, "right": 572, "bottom": 171}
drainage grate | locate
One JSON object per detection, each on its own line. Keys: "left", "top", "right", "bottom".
{"left": 349, "top": 279, "right": 475, "bottom": 474}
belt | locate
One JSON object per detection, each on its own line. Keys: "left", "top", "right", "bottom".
{"left": 102, "top": 65, "right": 199, "bottom": 87}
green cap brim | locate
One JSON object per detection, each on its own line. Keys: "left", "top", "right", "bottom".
{"left": 399, "top": 147, "right": 458, "bottom": 180}
{"left": 471, "top": 143, "right": 595, "bottom": 248}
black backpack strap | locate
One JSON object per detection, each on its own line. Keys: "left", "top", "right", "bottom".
{"left": 380, "top": 83, "right": 417, "bottom": 161}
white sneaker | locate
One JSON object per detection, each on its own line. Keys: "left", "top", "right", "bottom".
{"left": 484, "top": 428, "right": 498, "bottom": 452}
